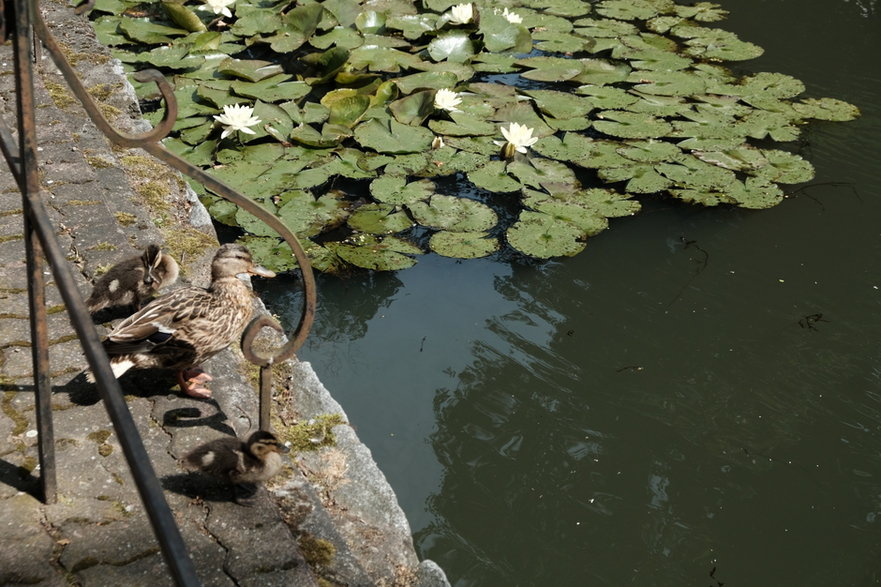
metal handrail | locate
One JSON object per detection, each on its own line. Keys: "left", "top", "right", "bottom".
{"left": 0, "top": 1, "right": 317, "bottom": 584}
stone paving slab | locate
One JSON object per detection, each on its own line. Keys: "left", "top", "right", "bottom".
{"left": 0, "top": 2, "right": 449, "bottom": 586}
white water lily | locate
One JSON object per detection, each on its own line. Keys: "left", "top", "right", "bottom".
{"left": 214, "top": 104, "right": 261, "bottom": 139}
{"left": 432, "top": 135, "right": 446, "bottom": 149}
{"left": 498, "top": 122, "right": 538, "bottom": 155}
{"left": 199, "top": 0, "right": 236, "bottom": 18}
{"left": 448, "top": 3, "right": 474, "bottom": 25}
{"left": 497, "top": 7, "right": 522, "bottom": 24}
{"left": 434, "top": 88, "right": 463, "bottom": 112}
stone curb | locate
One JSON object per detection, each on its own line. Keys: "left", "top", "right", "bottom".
{"left": 0, "top": 2, "right": 449, "bottom": 585}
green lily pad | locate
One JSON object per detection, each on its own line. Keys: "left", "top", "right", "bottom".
{"left": 428, "top": 32, "right": 477, "bottom": 63}
{"left": 468, "top": 161, "right": 522, "bottom": 193}
{"left": 370, "top": 176, "right": 435, "bottom": 205}
{"left": 598, "top": 163, "right": 672, "bottom": 194}
{"left": 679, "top": 27, "right": 764, "bottom": 61}
{"left": 218, "top": 58, "right": 284, "bottom": 82}
{"left": 533, "top": 30, "right": 594, "bottom": 54}
{"left": 629, "top": 70, "right": 707, "bottom": 96}
{"left": 737, "top": 110, "right": 801, "bottom": 142}
{"left": 625, "top": 91, "right": 687, "bottom": 116}
{"left": 524, "top": 90, "right": 596, "bottom": 120}
{"left": 389, "top": 90, "right": 436, "bottom": 126}
{"left": 515, "top": 56, "right": 585, "bottom": 82}
{"left": 428, "top": 113, "right": 499, "bottom": 137}
{"left": 593, "top": 110, "right": 673, "bottom": 139}
{"left": 277, "top": 189, "right": 350, "bottom": 237}
{"left": 354, "top": 118, "right": 435, "bottom": 154}
{"left": 570, "top": 58, "right": 632, "bottom": 85}
{"left": 230, "top": 9, "right": 282, "bottom": 36}
{"left": 392, "top": 71, "right": 460, "bottom": 95}
{"left": 596, "top": 0, "right": 674, "bottom": 20}
{"left": 508, "top": 159, "right": 579, "bottom": 190}
{"left": 348, "top": 203, "right": 413, "bottom": 234}
{"left": 231, "top": 75, "right": 310, "bottom": 103}
{"left": 533, "top": 132, "right": 595, "bottom": 164}
{"left": 321, "top": 89, "right": 371, "bottom": 127}
{"left": 533, "top": 200, "right": 609, "bottom": 236}
{"left": 118, "top": 18, "right": 188, "bottom": 44}
{"left": 792, "top": 98, "right": 861, "bottom": 121}
{"left": 429, "top": 231, "right": 499, "bottom": 259}
{"left": 407, "top": 195, "right": 498, "bottom": 232}
{"left": 329, "top": 235, "right": 422, "bottom": 271}
{"left": 657, "top": 156, "right": 737, "bottom": 190}
{"left": 575, "top": 85, "right": 639, "bottom": 109}
{"left": 506, "top": 211, "right": 587, "bottom": 259}
{"left": 617, "top": 139, "right": 683, "bottom": 163}
{"left": 479, "top": 12, "right": 532, "bottom": 53}
{"left": 738, "top": 72, "right": 806, "bottom": 100}
{"left": 675, "top": 2, "right": 729, "bottom": 22}
{"left": 753, "top": 150, "right": 815, "bottom": 184}
{"left": 386, "top": 14, "right": 438, "bottom": 40}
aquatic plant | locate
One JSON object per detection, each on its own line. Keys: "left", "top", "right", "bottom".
{"left": 88, "top": 0, "right": 859, "bottom": 272}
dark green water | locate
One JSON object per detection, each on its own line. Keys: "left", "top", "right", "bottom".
{"left": 259, "top": 0, "right": 881, "bottom": 584}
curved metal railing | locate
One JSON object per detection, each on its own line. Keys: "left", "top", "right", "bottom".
{"left": 0, "top": 1, "right": 317, "bottom": 584}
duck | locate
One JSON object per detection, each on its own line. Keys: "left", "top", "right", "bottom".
{"left": 183, "top": 430, "right": 290, "bottom": 503}
{"left": 86, "top": 244, "right": 180, "bottom": 314}
{"left": 94, "top": 243, "right": 275, "bottom": 398}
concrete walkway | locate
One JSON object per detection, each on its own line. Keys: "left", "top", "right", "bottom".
{"left": 0, "top": 3, "right": 448, "bottom": 585}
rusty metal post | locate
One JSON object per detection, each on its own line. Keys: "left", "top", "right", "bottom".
{"left": 12, "top": 0, "right": 56, "bottom": 504}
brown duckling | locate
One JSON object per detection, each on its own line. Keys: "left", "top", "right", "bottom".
{"left": 183, "top": 431, "right": 290, "bottom": 503}
{"left": 86, "top": 244, "right": 180, "bottom": 313}
{"left": 94, "top": 243, "right": 275, "bottom": 398}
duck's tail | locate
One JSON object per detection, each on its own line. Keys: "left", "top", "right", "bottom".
{"left": 85, "top": 359, "right": 135, "bottom": 383}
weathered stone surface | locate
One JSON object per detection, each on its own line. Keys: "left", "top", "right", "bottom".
{"left": 0, "top": 2, "right": 450, "bottom": 585}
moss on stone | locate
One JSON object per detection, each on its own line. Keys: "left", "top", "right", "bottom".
{"left": 2, "top": 391, "right": 30, "bottom": 436}
{"left": 87, "top": 429, "right": 112, "bottom": 444}
{"left": 66, "top": 199, "right": 102, "bottom": 206}
{"left": 277, "top": 413, "right": 345, "bottom": 453}
{"left": 0, "top": 234, "right": 23, "bottom": 244}
{"left": 115, "top": 211, "right": 137, "bottom": 226}
{"left": 44, "top": 81, "right": 77, "bottom": 110}
{"left": 89, "top": 242, "right": 117, "bottom": 251}
{"left": 298, "top": 534, "right": 336, "bottom": 568}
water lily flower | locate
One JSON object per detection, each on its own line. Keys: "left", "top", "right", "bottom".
{"left": 496, "top": 122, "right": 538, "bottom": 158}
{"left": 434, "top": 88, "right": 463, "bottom": 113}
{"left": 496, "top": 7, "right": 522, "bottom": 24}
{"left": 432, "top": 135, "right": 446, "bottom": 149}
{"left": 448, "top": 3, "right": 474, "bottom": 25}
{"left": 199, "top": 0, "right": 236, "bottom": 18}
{"left": 214, "top": 104, "right": 261, "bottom": 139}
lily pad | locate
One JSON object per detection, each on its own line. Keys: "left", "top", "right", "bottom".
{"left": 407, "top": 195, "right": 498, "bottom": 232}
{"left": 370, "top": 176, "right": 435, "bottom": 205}
{"left": 429, "top": 231, "right": 500, "bottom": 259}
{"left": 467, "top": 161, "right": 523, "bottom": 193}
{"left": 118, "top": 18, "right": 187, "bottom": 44}
{"left": 347, "top": 203, "right": 414, "bottom": 234}
{"left": 506, "top": 211, "right": 587, "bottom": 259}
{"left": 276, "top": 189, "right": 350, "bottom": 237}
{"left": 533, "top": 201, "right": 609, "bottom": 236}
{"left": 793, "top": 98, "right": 861, "bottom": 121}
{"left": 354, "top": 118, "right": 435, "bottom": 154}
{"left": 329, "top": 235, "right": 422, "bottom": 271}
{"left": 428, "top": 32, "right": 477, "bottom": 63}
{"left": 516, "top": 56, "right": 585, "bottom": 82}
{"left": 752, "top": 149, "right": 815, "bottom": 184}
{"left": 593, "top": 110, "right": 673, "bottom": 139}
{"left": 218, "top": 58, "right": 284, "bottom": 82}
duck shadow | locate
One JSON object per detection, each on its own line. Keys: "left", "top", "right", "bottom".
{"left": 161, "top": 472, "right": 241, "bottom": 503}
{"left": 0, "top": 458, "right": 40, "bottom": 498}
{"left": 55, "top": 368, "right": 187, "bottom": 406}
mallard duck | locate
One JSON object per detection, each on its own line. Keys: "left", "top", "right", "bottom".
{"left": 95, "top": 243, "right": 275, "bottom": 397}
{"left": 86, "top": 244, "right": 180, "bottom": 313}
{"left": 183, "top": 431, "right": 290, "bottom": 503}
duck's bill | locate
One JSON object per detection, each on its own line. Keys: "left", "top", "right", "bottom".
{"left": 249, "top": 265, "right": 276, "bottom": 278}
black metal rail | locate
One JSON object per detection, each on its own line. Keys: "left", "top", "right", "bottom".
{"left": 0, "top": 1, "right": 317, "bottom": 584}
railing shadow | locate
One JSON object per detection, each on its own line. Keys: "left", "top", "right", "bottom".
{"left": 0, "top": 1, "right": 317, "bottom": 584}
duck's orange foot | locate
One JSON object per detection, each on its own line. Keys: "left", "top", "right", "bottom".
{"left": 177, "top": 367, "right": 214, "bottom": 398}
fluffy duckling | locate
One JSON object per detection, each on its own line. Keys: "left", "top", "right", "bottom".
{"left": 183, "top": 431, "right": 290, "bottom": 503}
{"left": 86, "top": 244, "right": 180, "bottom": 313}
{"left": 94, "top": 243, "right": 275, "bottom": 398}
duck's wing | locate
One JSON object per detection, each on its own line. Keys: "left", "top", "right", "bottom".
{"left": 103, "top": 286, "right": 212, "bottom": 355}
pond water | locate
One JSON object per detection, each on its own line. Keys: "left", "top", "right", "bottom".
{"left": 258, "top": 0, "right": 881, "bottom": 584}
